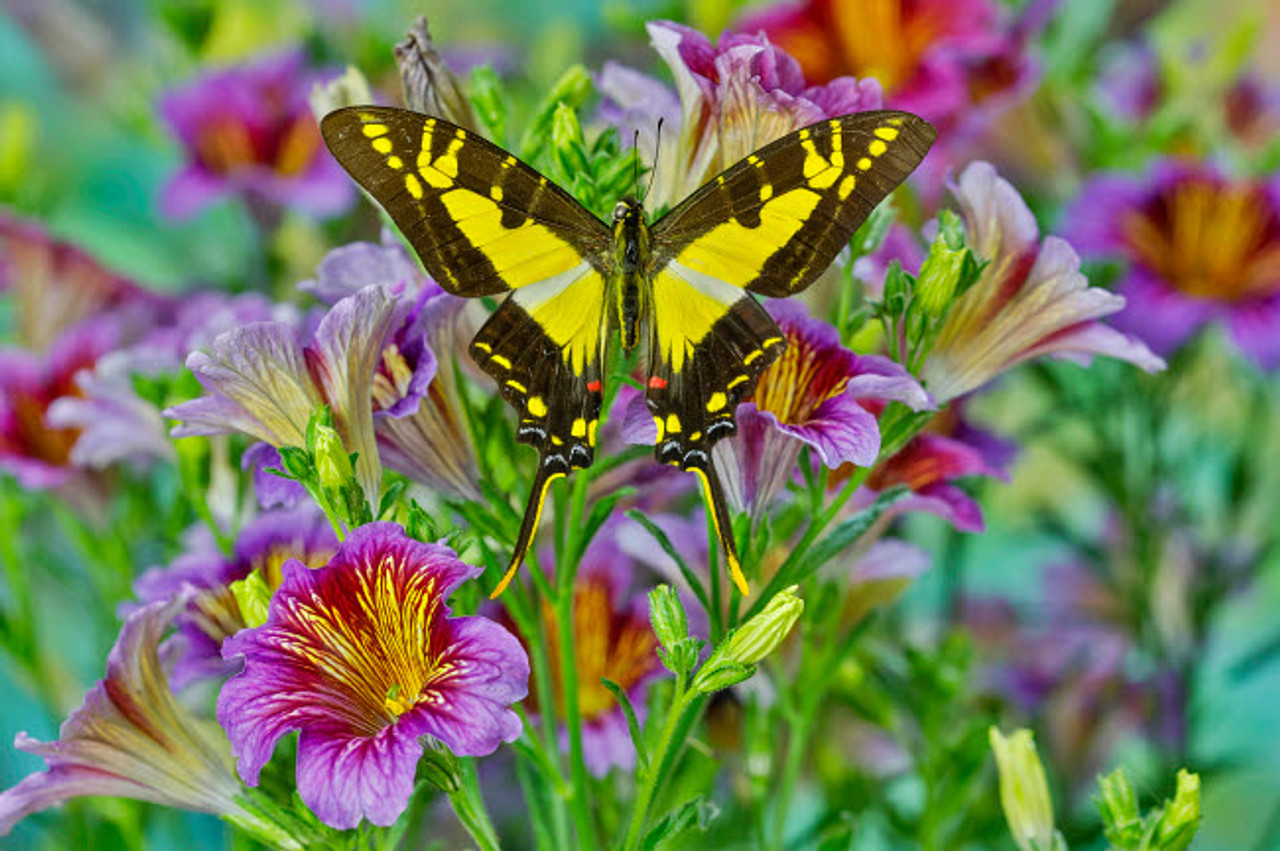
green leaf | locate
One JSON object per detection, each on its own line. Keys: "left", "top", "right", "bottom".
{"left": 624, "top": 510, "right": 712, "bottom": 617}
{"left": 601, "top": 677, "right": 649, "bottom": 769}
{"left": 642, "top": 797, "right": 718, "bottom": 850}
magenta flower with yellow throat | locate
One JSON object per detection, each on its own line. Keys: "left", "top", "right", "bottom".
{"left": 921, "top": 162, "right": 1165, "bottom": 403}
{"left": 1063, "top": 160, "right": 1280, "bottom": 370}
{"left": 217, "top": 522, "right": 527, "bottom": 829}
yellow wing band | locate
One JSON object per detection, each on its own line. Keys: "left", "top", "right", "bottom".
{"left": 490, "top": 469, "right": 564, "bottom": 598}
{"left": 694, "top": 467, "right": 750, "bottom": 597}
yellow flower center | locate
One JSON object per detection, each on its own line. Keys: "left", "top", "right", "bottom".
{"left": 833, "top": 0, "right": 938, "bottom": 94}
{"left": 1122, "top": 178, "right": 1280, "bottom": 302}
{"left": 751, "top": 333, "right": 847, "bottom": 424}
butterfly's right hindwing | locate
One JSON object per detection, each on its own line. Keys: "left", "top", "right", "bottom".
{"left": 321, "top": 106, "right": 611, "bottom": 296}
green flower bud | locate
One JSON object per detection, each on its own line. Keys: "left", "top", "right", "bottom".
{"left": 1096, "top": 767, "right": 1142, "bottom": 846}
{"left": 990, "top": 727, "right": 1063, "bottom": 851}
{"left": 916, "top": 234, "right": 967, "bottom": 318}
{"left": 692, "top": 586, "right": 802, "bottom": 693}
{"left": 1154, "top": 770, "right": 1201, "bottom": 851}
{"left": 312, "top": 423, "right": 356, "bottom": 495}
{"left": 230, "top": 572, "right": 273, "bottom": 629}
{"left": 275, "top": 445, "right": 313, "bottom": 481}
{"left": 418, "top": 742, "right": 462, "bottom": 793}
{"left": 648, "top": 585, "right": 689, "bottom": 653}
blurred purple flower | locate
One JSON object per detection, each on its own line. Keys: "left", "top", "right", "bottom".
{"left": 165, "top": 285, "right": 396, "bottom": 508}
{"left": 598, "top": 21, "right": 882, "bottom": 211}
{"left": 217, "top": 523, "right": 527, "bottom": 829}
{"left": 1096, "top": 42, "right": 1163, "bottom": 122}
{"left": 0, "top": 317, "right": 121, "bottom": 490}
{"left": 0, "top": 213, "right": 169, "bottom": 353}
{"left": 131, "top": 505, "right": 338, "bottom": 689}
{"left": 1063, "top": 160, "right": 1280, "bottom": 370}
{"left": 921, "top": 162, "right": 1164, "bottom": 402}
{"left": 0, "top": 598, "right": 258, "bottom": 837}
{"left": 159, "top": 49, "right": 354, "bottom": 220}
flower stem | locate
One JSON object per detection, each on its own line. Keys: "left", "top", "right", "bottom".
{"left": 450, "top": 759, "right": 502, "bottom": 851}
{"left": 556, "top": 470, "right": 596, "bottom": 850}
{"left": 622, "top": 678, "right": 691, "bottom": 851}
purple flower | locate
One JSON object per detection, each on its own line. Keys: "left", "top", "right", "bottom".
{"left": 0, "top": 213, "right": 171, "bottom": 352}
{"left": 0, "top": 317, "right": 122, "bottom": 490}
{"left": 217, "top": 523, "right": 527, "bottom": 829}
{"left": 304, "top": 237, "right": 482, "bottom": 500}
{"left": 598, "top": 21, "right": 882, "bottom": 212}
{"left": 131, "top": 505, "right": 339, "bottom": 689}
{"left": 159, "top": 49, "right": 355, "bottom": 220}
{"left": 0, "top": 598, "right": 255, "bottom": 836}
{"left": 921, "top": 162, "right": 1165, "bottom": 403}
{"left": 165, "top": 285, "right": 396, "bottom": 508}
{"left": 860, "top": 431, "right": 1003, "bottom": 533}
{"left": 650, "top": 301, "right": 931, "bottom": 521}
{"left": 1062, "top": 160, "right": 1280, "bottom": 370}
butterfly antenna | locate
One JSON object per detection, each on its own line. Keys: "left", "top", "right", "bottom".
{"left": 642, "top": 118, "right": 664, "bottom": 205}
{"left": 490, "top": 463, "right": 565, "bottom": 598}
{"left": 632, "top": 128, "right": 641, "bottom": 199}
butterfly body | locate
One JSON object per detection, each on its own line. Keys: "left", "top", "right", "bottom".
{"left": 321, "top": 106, "right": 936, "bottom": 597}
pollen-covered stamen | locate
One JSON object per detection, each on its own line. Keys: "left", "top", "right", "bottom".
{"left": 372, "top": 344, "right": 418, "bottom": 410}
{"left": 1122, "top": 178, "right": 1280, "bottom": 302}
{"left": 273, "top": 559, "right": 454, "bottom": 732}
{"left": 751, "top": 332, "right": 850, "bottom": 423}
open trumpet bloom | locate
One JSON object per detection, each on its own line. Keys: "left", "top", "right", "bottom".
{"left": 922, "top": 162, "right": 1164, "bottom": 403}
{"left": 165, "top": 285, "right": 395, "bottom": 510}
{"left": 217, "top": 523, "right": 527, "bottom": 830}
{"left": 0, "top": 598, "right": 247, "bottom": 835}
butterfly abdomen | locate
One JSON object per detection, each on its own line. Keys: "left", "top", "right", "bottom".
{"left": 611, "top": 198, "right": 649, "bottom": 352}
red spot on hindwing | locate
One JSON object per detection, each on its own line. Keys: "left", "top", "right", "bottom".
{"left": 587, "top": 380, "right": 602, "bottom": 393}
{"left": 647, "top": 376, "right": 668, "bottom": 390}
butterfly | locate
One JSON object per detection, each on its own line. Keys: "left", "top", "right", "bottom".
{"left": 321, "top": 105, "right": 935, "bottom": 597}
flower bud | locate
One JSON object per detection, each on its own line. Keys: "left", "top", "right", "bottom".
{"left": 692, "top": 586, "right": 802, "bottom": 693}
{"left": 1096, "top": 767, "right": 1142, "bottom": 846}
{"left": 312, "top": 423, "right": 355, "bottom": 494}
{"left": 395, "top": 16, "right": 477, "bottom": 130}
{"left": 648, "top": 585, "right": 689, "bottom": 652}
{"left": 309, "top": 66, "right": 374, "bottom": 123}
{"left": 230, "top": 571, "right": 272, "bottom": 629}
{"left": 915, "top": 235, "right": 967, "bottom": 319}
{"left": 1153, "top": 770, "right": 1201, "bottom": 851}
{"left": 418, "top": 741, "right": 462, "bottom": 793}
{"left": 989, "top": 727, "right": 1062, "bottom": 851}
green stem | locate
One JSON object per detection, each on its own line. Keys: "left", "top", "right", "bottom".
{"left": 557, "top": 470, "right": 595, "bottom": 850}
{"left": 449, "top": 759, "right": 502, "bottom": 851}
{"left": 622, "top": 677, "right": 691, "bottom": 851}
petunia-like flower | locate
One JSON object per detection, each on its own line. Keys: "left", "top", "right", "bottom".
{"left": 921, "top": 162, "right": 1165, "bottom": 403}
{"left": 0, "top": 317, "right": 121, "bottom": 490}
{"left": 1062, "top": 160, "right": 1280, "bottom": 370}
{"left": 158, "top": 49, "right": 354, "bottom": 220}
{"left": 642, "top": 301, "right": 931, "bottom": 522}
{"left": 165, "top": 285, "right": 395, "bottom": 509}
{"left": 131, "top": 504, "right": 339, "bottom": 689}
{"left": 598, "top": 21, "right": 882, "bottom": 212}
{"left": 303, "top": 236, "right": 482, "bottom": 500}
{"left": 0, "top": 598, "right": 261, "bottom": 838}
{"left": 0, "top": 212, "right": 170, "bottom": 352}
{"left": 736, "top": 0, "right": 1028, "bottom": 130}
{"left": 217, "top": 522, "right": 527, "bottom": 829}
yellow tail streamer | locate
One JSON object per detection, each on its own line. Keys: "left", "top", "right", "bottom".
{"left": 490, "top": 467, "right": 564, "bottom": 598}
{"left": 694, "top": 466, "right": 749, "bottom": 597}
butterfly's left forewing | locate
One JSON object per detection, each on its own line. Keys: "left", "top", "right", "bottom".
{"left": 646, "top": 111, "right": 936, "bottom": 592}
